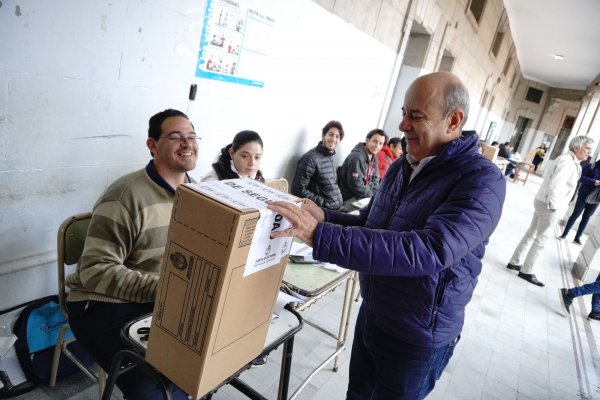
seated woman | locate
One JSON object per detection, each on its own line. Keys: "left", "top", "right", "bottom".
{"left": 201, "top": 130, "right": 267, "bottom": 367}
{"left": 202, "top": 130, "right": 266, "bottom": 182}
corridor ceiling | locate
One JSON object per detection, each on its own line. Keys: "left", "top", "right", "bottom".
{"left": 503, "top": 0, "right": 600, "bottom": 90}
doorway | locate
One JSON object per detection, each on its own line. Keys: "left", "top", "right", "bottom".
{"left": 382, "top": 23, "right": 431, "bottom": 136}
{"left": 549, "top": 116, "right": 576, "bottom": 160}
{"left": 512, "top": 116, "right": 532, "bottom": 151}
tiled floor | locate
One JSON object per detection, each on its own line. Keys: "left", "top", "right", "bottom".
{"left": 16, "top": 172, "right": 600, "bottom": 399}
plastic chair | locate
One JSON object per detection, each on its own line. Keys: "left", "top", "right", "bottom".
{"left": 265, "top": 178, "right": 289, "bottom": 193}
{"left": 513, "top": 162, "right": 534, "bottom": 185}
{"left": 50, "top": 212, "right": 106, "bottom": 396}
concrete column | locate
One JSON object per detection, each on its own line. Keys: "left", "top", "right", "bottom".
{"left": 578, "top": 96, "right": 599, "bottom": 136}
{"left": 573, "top": 96, "right": 591, "bottom": 135}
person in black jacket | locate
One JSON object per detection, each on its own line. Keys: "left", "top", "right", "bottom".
{"left": 291, "top": 120, "right": 344, "bottom": 210}
{"left": 337, "top": 128, "right": 387, "bottom": 210}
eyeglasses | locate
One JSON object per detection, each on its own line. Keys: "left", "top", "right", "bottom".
{"left": 160, "top": 133, "right": 201, "bottom": 143}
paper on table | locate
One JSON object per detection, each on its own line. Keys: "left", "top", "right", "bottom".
{"left": 0, "top": 334, "right": 17, "bottom": 358}
{"left": 272, "top": 290, "right": 305, "bottom": 318}
{"left": 290, "top": 241, "right": 348, "bottom": 273}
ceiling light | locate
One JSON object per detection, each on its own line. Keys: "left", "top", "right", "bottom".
{"left": 552, "top": 54, "right": 565, "bottom": 60}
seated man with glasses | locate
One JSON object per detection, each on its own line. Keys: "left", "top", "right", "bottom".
{"left": 66, "top": 109, "right": 198, "bottom": 400}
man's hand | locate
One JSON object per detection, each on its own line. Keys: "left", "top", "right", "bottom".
{"left": 267, "top": 200, "right": 321, "bottom": 247}
{"left": 299, "top": 198, "right": 325, "bottom": 222}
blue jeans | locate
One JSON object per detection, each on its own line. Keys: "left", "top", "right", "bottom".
{"left": 569, "top": 272, "right": 600, "bottom": 313}
{"left": 347, "top": 303, "right": 459, "bottom": 400}
{"left": 561, "top": 194, "right": 600, "bottom": 241}
{"left": 68, "top": 301, "right": 189, "bottom": 400}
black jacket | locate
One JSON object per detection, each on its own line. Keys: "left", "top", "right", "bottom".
{"left": 291, "top": 142, "right": 342, "bottom": 210}
{"left": 337, "top": 142, "right": 379, "bottom": 201}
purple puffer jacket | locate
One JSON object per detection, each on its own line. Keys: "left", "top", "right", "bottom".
{"left": 314, "top": 131, "right": 506, "bottom": 348}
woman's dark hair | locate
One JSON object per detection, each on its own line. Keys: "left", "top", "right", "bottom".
{"left": 388, "top": 137, "right": 402, "bottom": 147}
{"left": 212, "top": 130, "right": 265, "bottom": 182}
{"left": 322, "top": 120, "right": 344, "bottom": 141}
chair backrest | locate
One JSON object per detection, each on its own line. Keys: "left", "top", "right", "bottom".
{"left": 481, "top": 143, "right": 499, "bottom": 162}
{"left": 57, "top": 213, "right": 92, "bottom": 316}
{"left": 265, "top": 178, "right": 289, "bottom": 193}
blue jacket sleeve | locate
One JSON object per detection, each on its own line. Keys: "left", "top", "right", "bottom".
{"left": 313, "top": 167, "right": 506, "bottom": 277}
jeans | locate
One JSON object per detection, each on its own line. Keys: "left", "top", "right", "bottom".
{"left": 510, "top": 199, "right": 561, "bottom": 274}
{"left": 346, "top": 303, "right": 459, "bottom": 400}
{"left": 569, "top": 272, "right": 600, "bottom": 313}
{"left": 68, "top": 301, "right": 189, "bottom": 400}
{"left": 561, "top": 194, "right": 600, "bottom": 241}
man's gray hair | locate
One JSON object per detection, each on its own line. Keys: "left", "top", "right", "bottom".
{"left": 568, "top": 135, "right": 594, "bottom": 151}
{"left": 442, "top": 82, "right": 470, "bottom": 128}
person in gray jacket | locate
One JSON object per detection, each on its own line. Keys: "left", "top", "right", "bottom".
{"left": 291, "top": 120, "right": 344, "bottom": 210}
{"left": 337, "top": 128, "right": 387, "bottom": 209}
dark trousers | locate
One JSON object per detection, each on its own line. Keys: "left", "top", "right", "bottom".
{"left": 570, "top": 272, "right": 600, "bottom": 313}
{"left": 561, "top": 195, "right": 600, "bottom": 241}
{"left": 346, "top": 303, "right": 459, "bottom": 400}
{"left": 67, "top": 300, "right": 189, "bottom": 400}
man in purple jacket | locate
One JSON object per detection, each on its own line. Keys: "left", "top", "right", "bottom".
{"left": 269, "top": 72, "right": 505, "bottom": 399}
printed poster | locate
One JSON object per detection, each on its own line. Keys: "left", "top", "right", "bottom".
{"left": 196, "top": 0, "right": 275, "bottom": 87}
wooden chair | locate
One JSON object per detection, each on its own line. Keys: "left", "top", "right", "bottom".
{"left": 50, "top": 212, "right": 106, "bottom": 396}
{"left": 513, "top": 162, "right": 534, "bottom": 185}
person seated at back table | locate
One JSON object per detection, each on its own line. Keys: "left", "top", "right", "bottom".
{"left": 202, "top": 130, "right": 266, "bottom": 182}
{"left": 337, "top": 128, "right": 387, "bottom": 211}
{"left": 291, "top": 120, "right": 344, "bottom": 210}
{"left": 377, "top": 136, "right": 403, "bottom": 178}
{"left": 66, "top": 109, "right": 197, "bottom": 400}
{"left": 498, "top": 142, "right": 516, "bottom": 178}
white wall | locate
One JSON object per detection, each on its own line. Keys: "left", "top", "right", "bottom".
{"left": 0, "top": 0, "right": 396, "bottom": 308}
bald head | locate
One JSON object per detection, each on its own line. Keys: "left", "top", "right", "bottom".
{"left": 414, "top": 72, "right": 470, "bottom": 128}
{"left": 399, "top": 72, "right": 471, "bottom": 161}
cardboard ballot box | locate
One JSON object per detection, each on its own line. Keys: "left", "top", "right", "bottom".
{"left": 146, "top": 179, "right": 297, "bottom": 399}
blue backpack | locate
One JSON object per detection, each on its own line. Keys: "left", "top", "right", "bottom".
{"left": 12, "top": 295, "right": 94, "bottom": 384}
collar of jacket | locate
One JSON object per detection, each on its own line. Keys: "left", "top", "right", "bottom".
{"left": 399, "top": 130, "right": 479, "bottom": 168}
{"left": 316, "top": 141, "right": 336, "bottom": 156}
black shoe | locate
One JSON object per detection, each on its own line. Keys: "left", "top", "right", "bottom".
{"left": 506, "top": 263, "right": 521, "bottom": 271}
{"left": 251, "top": 356, "right": 267, "bottom": 367}
{"left": 573, "top": 239, "right": 583, "bottom": 246}
{"left": 518, "top": 272, "right": 545, "bottom": 287}
{"left": 587, "top": 312, "right": 600, "bottom": 322}
{"left": 558, "top": 288, "right": 573, "bottom": 316}
{"left": 558, "top": 234, "right": 567, "bottom": 240}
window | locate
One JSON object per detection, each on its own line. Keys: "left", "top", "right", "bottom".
{"left": 438, "top": 50, "right": 455, "bottom": 72}
{"left": 491, "top": 31, "right": 504, "bottom": 57}
{"left": 469, "top": 0, "right": 487, "bottom": 23}
{"left": 510, "top": 71, "right": 517, "bottom": 88}
{"left": 481, "top": 90, "right": 489, "bottom": 107}
{"left": 525, "top": 87, "right": 544, "bottom": 104}
{"left": 502, "top": 57, "right": 512, "bottom": 76}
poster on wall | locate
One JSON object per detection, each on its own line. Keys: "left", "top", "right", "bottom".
{"left": 195, "top": 0, "right": 275, "bottom": 87}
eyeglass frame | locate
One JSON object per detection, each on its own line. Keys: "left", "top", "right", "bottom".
{"left": 158, "top": 132, "right": 201, "bottom": 143}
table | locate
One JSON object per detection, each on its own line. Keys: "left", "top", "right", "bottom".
{"left": 281, "top": 261, "right": 358, "bottom": 399}
{"left": 101, "top": 306, "right": 303, "bottom": 400}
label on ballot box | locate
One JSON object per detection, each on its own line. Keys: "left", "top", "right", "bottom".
{"left": 191, "top": 179, "right": 297, "bottom": 276}
{"left": 146, "top": 179, "right": 298, "bottom": 399}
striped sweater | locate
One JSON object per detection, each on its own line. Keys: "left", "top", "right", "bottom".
{"left": 66, "top": 164, "right": 179, "bottom": 304}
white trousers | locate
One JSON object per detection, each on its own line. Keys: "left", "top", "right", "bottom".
{"left": 509, "top": 199, "right": 561, "bottom": 274}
